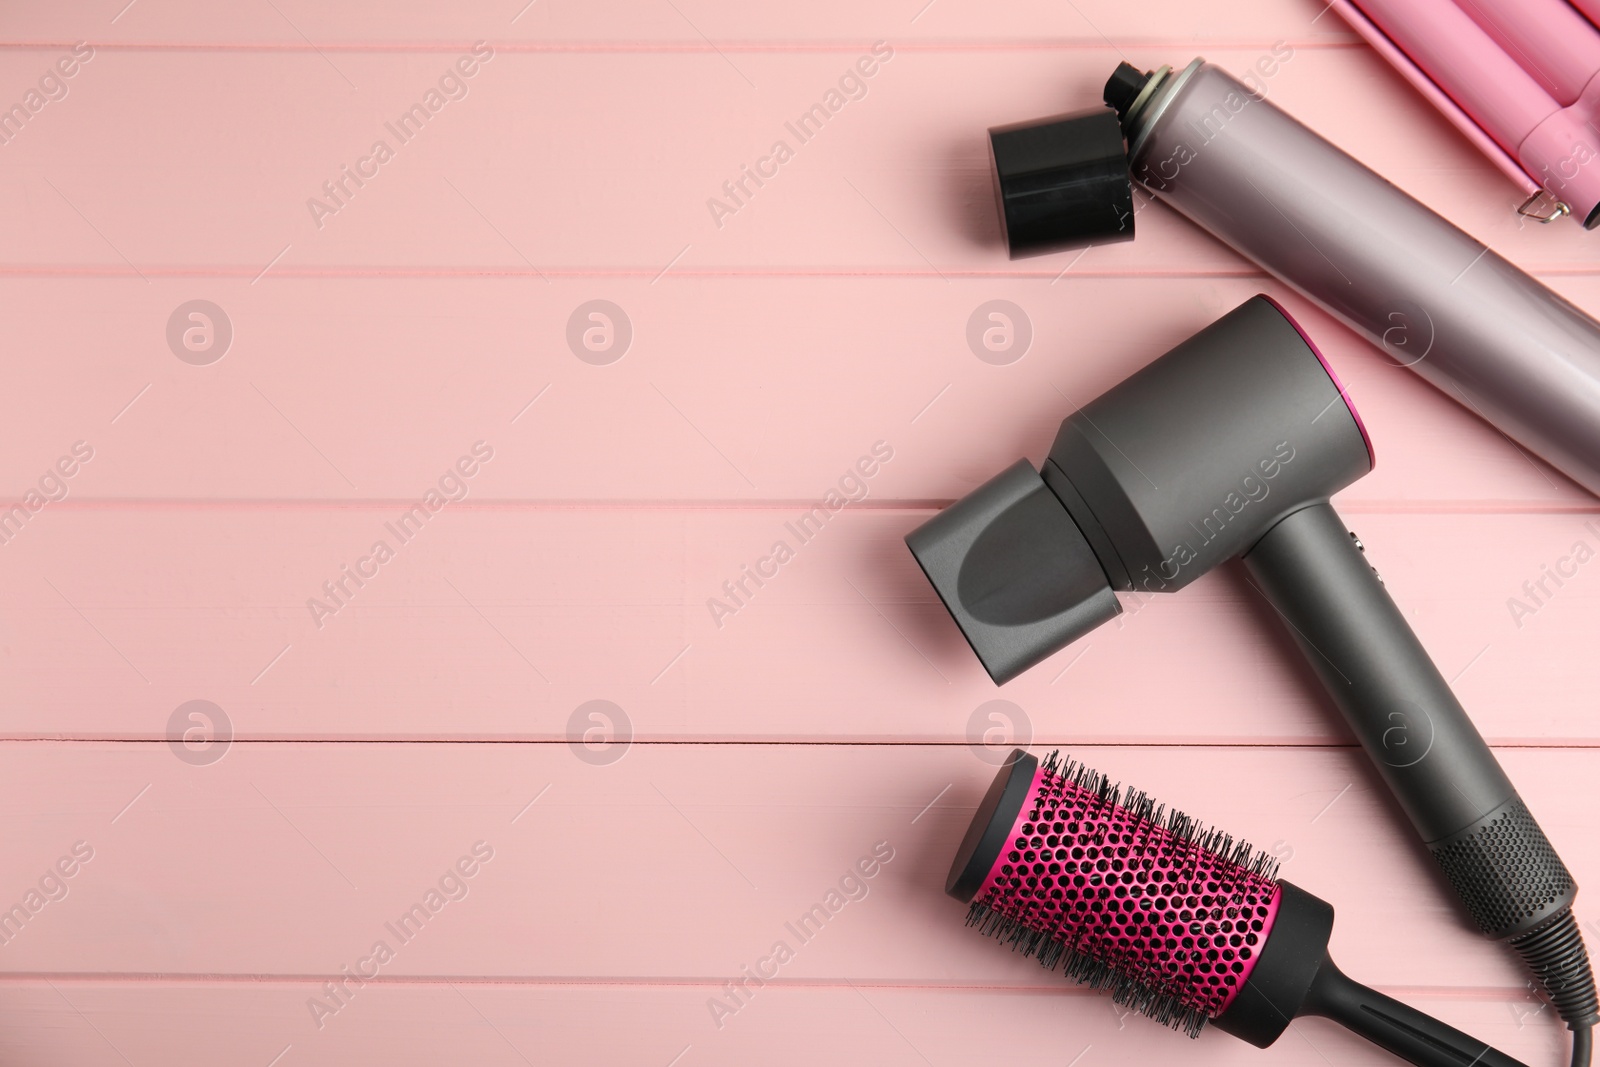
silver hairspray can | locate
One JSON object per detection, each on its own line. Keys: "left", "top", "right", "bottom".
{"left": 1119, "top": 60, "right": 1600, "bottom": 495}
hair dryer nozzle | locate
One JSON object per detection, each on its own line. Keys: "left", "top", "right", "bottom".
{"left": 908, "top": 295, "right": 1368, "bottom": 686}
{"left": 905, "top": 460, "right": 1120, "bottom": 684}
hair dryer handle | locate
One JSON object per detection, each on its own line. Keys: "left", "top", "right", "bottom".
{"left": 1241, "top": 502, "right": 1576, "bottom": 940}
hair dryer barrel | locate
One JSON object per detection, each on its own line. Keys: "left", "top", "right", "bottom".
{"left": 1122, "top": 60, "right": 1600, "bottom": 496}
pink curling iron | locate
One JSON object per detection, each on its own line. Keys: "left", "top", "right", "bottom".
{"left": 1335, "top": 0, "right": 1600, "bottom": 226}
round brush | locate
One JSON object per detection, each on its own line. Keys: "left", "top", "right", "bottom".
{"left": 948, "top": 749, "right": 1570, "bottom": 1067}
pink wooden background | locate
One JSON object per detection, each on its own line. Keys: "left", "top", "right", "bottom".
{"left": 0, "top": 1, "right": 1596, "bottom": 1064}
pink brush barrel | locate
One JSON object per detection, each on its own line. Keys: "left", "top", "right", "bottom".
{"left": 968, "top": 753, "right": 1281, "bottom": 1022}
{"left": 1355, "top": 0, "right": 1600, "bottom": 221}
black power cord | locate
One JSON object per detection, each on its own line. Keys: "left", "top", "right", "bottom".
{"left": 1507, "top": 911, "right": 1597, "bottom": 1067}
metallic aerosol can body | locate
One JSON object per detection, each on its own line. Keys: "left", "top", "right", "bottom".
{"left": 1126, "top": 59, "right": 1600, "bottom": 496}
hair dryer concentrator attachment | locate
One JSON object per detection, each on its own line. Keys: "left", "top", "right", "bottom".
{"left": 948, "top": 750, "right": 1530, "bottom": 1067}
{"left": 907, "top": 294, "right": 1368, "bottom": 685}
{"left": 905, "top": 459, "right": 1122, "bottom": 684}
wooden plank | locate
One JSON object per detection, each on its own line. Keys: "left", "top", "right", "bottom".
{"left": 7, "top": 0, "right": 1363, "bottom": 48}
{"left": 0, "top": 275, "right": 1591, "bottom": 506}
{"left": 3, "top": 507, "right": 1597, "bottom": 742}
{"left": 0, "top": 47, "right": 1589, "bottom": 275}
{"left": 0, "top": 979, "right": 1569, "bottom": 1066}
{"left": 3, "top": 508, "right": 1587, "bottom": 742}
{"left": 2, "top": 5, "right": 1596, "bottom": 1066}
{"left": 0, "top": 742, "right": 1589, "bottom": 995}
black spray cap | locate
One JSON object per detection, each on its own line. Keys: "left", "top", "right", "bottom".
{"left": 988, "top": 106, "right": 1134, "bottom": 259}
{"left": 1104, "top": 62, "right": 1153, "bottom": 120}
{"left": 905, "top": 460, "right": 1120, "bottom": 685}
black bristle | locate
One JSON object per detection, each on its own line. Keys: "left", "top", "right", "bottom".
{"left": 967, "top": 750, "right": 1283, "bottom": 1038}
{"left": 1040, "top": 750, "right": 1281, "bottom": 883}
{"left": 966, "top": 899, "right": 1214, "bottom": 1038}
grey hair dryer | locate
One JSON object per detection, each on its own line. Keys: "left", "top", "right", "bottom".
{"left": 905, "top": 295, "right": 1596, "bottom": 1059}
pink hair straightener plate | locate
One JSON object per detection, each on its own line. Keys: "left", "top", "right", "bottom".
{"left": 1335, "top": 0, "right": 1600, "bottom": 226}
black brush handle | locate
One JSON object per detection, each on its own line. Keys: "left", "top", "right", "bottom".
{"left": 1302, "top": 956, "right": 1527, "bottom": 1067}
{"left": 1241, "top": 501, "right": 1577, "bottom": 940}
{"left": 1218, "top": 881, "right": 1539, "bottom": 1065}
